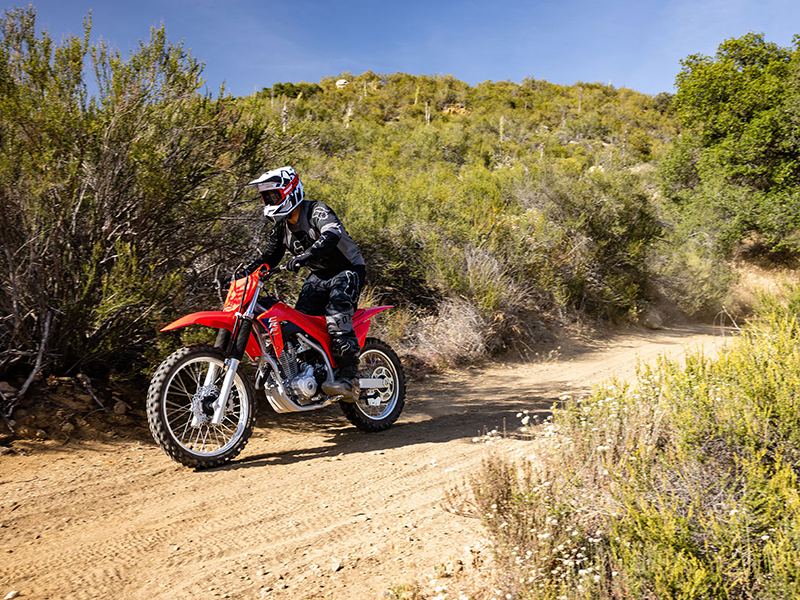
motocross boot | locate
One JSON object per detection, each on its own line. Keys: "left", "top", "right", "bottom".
{"left": 322, "top": 335, "right": 361, "bottom": 402}
{"left": 322, "top": 372, "right": 360, "bottom": 402}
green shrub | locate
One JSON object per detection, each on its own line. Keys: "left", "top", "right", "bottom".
{"left": 467, "top": 293, "right": 800, "bottom": 598}
{"left": 0, "top": 8, "right": 277, "bottom": 379}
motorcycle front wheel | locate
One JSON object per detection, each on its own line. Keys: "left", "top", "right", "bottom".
{"left": 340, "top": 338, "right": 406, "bottom": 432}
{"left": 147, "top": 344, "right": 256, "bottom": 469}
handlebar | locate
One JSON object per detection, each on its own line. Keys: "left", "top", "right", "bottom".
{"left": 258, "top": 264, "right": 288, "bottom": 281}
{"left": 231, "top": 259, "right": 301, "bottom": 285}
{"left": 258, "top": 253, "right": 311, "bottom": 280}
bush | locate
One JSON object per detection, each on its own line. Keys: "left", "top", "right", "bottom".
{"left": 0, "top": 8, "right": 279, "bottom": 384}
{"left": 466, "top": 288, "right": 800, "bottom": 598}
{"left": 531, "top": 170, "right": 662, "bottom": 319}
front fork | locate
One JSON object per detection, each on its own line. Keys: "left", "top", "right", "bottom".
{"left": 211, "top": 357, "right": 240, "bottom": 424}
{"left": 186, "top": 267, "right": 259, "bottom": 428}
{"left": 206, "top": 314, "right": 253, "bottom": 425}
{"left": 200, "top": 327, "right": 231, "bottom": 396}
{"left": 202, "top": 328, "right": 232, "bottom": 389}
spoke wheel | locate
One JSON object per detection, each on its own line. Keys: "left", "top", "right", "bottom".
{"left": 340, "top": 338, "right": 406, "bottom": 432}
{"left": 147, "top": 344, "right": 256, "bottom": 468}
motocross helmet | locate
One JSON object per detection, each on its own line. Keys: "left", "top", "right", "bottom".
{"left": 247, "top": 166, "right": 304, "bottom": 222}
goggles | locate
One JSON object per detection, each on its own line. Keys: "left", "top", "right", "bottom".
{"left": 256, "top": 174, "right": 299, "bottom": 206}
{"left": 259, "top": 188, "right": 284, "bottom": 206}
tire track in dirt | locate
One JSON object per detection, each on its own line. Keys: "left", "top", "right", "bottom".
{"left": 0, "top": 324, "right": 729, "bottom": 600}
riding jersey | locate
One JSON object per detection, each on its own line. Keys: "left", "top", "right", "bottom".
{"left": 251, "top": 200, "right": 365, "bottom": 281}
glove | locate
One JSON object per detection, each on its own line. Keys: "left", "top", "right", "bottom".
{"left": 286, "top": 252, "right": 312, "bottom": 272}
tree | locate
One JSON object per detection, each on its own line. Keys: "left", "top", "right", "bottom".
{"left": 665, "top": 32, "right": 800, "bottom": 251}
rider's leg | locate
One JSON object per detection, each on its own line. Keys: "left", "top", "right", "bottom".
{"left": 294, "top": 273, "right": 327, "bottom": 316}
{"left": 321, "top": 270, "right": 363, "bottom": 401}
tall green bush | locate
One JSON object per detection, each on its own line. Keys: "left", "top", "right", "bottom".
{"left": 662, "top": 32, "right": 800, "bottom": 254}
{"left": 0, "top": 7, "right": 277, "bottom": 384}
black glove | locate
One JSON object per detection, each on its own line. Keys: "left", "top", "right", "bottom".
{"left": 286, "top": 252, "right": 311, "bottom": 272}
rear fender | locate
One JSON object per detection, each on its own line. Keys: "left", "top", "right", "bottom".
{"left": 353, "top": 306, "right": 392, "bottom": 347}
{"left": 160, "top": 311, "right": 263, "bottom": 357}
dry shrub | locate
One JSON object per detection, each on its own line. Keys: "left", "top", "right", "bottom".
{"left": 414, "top": 298, "right": 491, "bottom": 369}
{"left": 457, "top": 296, "right": 800, "bottom": 599}
{"left": 727, "top": 261, "right": 800, "bottom": 319}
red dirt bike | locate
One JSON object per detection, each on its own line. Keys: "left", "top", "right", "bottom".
{"left": 146, "top": 265, "right": 406, "bottom": 468}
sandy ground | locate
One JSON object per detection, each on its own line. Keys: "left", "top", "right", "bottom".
{"left": 0, "top": 324, "right": 731, "bottom": 600}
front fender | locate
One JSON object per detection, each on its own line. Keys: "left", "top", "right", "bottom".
{"left": 160, "top": 311, "right": 236, "bottom": 333}
{"left": 160, "top": 311, "right": 262, "bottom": 357}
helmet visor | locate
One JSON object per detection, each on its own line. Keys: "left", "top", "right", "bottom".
{"left": 260, "top": 189, "right": 283, "bottom": 206}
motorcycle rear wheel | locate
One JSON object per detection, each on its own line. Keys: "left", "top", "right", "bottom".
{"left": 147, "top": 344, "right": 256, "bottom": 468}
{"left": 340, "top": 338, "right": 406, "bottom": 432}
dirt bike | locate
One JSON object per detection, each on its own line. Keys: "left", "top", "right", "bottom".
{"left": 146, "top": 265, "right": 406, "bottom": 468}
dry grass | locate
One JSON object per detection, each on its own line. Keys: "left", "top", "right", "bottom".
{"left": 727, "top": 261, "right": 800, "bottom": 319}
{"left": 414, "top": 298, "right": 492, "bottom": 369}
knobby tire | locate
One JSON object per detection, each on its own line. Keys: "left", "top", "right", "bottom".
{"left": 340, "top": 338, "right": 406, "bottom": 432}
{"left": 147, "top": 344, "right": 256, "bottom": 469}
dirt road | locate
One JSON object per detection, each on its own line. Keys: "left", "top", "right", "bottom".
{"left": 0, "top": 325, "right": 730, "bottom": 600}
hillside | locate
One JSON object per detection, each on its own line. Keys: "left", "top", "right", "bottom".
{"left": 5, "top": 5, "right": 753, "bottom": 398}
{"left": 233, "top": 73, "right": 692, "bottom": 366}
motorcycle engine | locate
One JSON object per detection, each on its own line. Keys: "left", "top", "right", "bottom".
{"left": 289, "top": 364, "right": 317, "bottom": 399}
{"left": 278, "top": 339, "right": 320, "bottom": 404}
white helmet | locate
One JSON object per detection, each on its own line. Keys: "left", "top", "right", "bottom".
{"left": 247, "top": 166, "right": 304, "bottom": 222}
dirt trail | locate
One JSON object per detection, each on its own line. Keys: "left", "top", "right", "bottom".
{"left": 0, "top": 324, "right": 730, "bottom": 600}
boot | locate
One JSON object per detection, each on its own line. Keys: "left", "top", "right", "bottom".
{"left": 324, "top": 334, "right": 361, "bottom": 401}
{"left": 322, "top": 376, "right": 360, "bottom": 402}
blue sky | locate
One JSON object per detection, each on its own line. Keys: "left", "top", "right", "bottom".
{"left": 18, "top": 0, "right": 800, "bottom": 97}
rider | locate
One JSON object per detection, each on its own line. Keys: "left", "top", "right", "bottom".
{"left": 238, "top": 166, "right": 366, "bottom": 401}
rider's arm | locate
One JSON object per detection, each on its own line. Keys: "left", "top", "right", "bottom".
{"left": 305, "top": 202, "right": 343, "bottom": 258}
